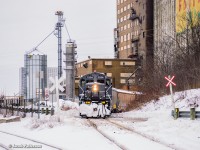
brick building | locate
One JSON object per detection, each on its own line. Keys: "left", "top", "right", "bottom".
{"left": 114, "top": 0, "right": 154, "bottom": 69}
{"left": 76, "top": 58, "right": 137, "bottom": 91}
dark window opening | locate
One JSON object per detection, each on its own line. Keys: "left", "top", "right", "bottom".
{"left": 86, "top": 80, "right": 94, "bottom": 83}
{"left": 97, "top": 80, "right": 104, "bottom": 84}
{"left": 143, "top": 32, "right": 145, "bottom": 38}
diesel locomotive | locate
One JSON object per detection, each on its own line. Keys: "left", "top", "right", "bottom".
{"left": 78, "top": 72, "right": 112, "bottom": 118}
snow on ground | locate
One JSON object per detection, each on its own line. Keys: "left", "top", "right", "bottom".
{"left": 113, "top": 88, "right": 200, "bottom": 150}
{"left": 0, "top": 108, "right": 120, "bottom": 150}
{"left": 0, "top": 89, "right": 200, "bottom": 150}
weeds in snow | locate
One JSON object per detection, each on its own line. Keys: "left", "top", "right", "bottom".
{"left": 30, "top": 115, "right": 64, "bottom": 129}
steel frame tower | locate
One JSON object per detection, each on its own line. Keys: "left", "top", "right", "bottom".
{"left": 55, "top": 11, "right": 64, "bottom": 78}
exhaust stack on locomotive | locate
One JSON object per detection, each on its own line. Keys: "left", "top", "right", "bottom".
{"left": 78, "top": 72, "right": 112, "bottom": 118}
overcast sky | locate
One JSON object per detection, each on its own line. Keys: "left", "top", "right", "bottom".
{"left": 0, "top": 0, "right": 116, "bottom": 95}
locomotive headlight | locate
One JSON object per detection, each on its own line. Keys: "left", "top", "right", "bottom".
{"left": 92, "top": 84, "right": 98, "bottom": 93}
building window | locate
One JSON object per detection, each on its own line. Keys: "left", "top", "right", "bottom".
{"left": 124, "top": 34, "right": 127, "bottom": 41}
{"left": 120, "top": 73, "right": 133, "bottom": 77}
{"left": 121, "top": 36, "right": 123, "bottom": 42}
{"left": 128, "top": 33, "right": 130, "bottom": 40}
{"left": 105, "top": 61, "right": 112, "bottom": 66}
{"left": 143, "top": 32, "right": 145, "bottom": 38}
{"left": 124, "top": 15, "right": 126, "bottom": 21}
{"left": 128, "top": 79, "right": 135, "bottom": 84}
{"left": 124, "top": 25, "right": 127, "bottom": 30}
{"left": 107, "top": 73, "right": 112, "bottom": 77}
{"left": 118, "top": 10, "right": 120, "bottom": 14}
{"left": 124, "top": 6, "right": 127, "bottom": 11}
{"left": 120, "top": 61, "right": 135, "bottom": 66}
{"left": 120, "top": 79, "right": 126, "bottom": 84}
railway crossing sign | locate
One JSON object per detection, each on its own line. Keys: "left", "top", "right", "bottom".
{"left": 49, "top": 76, "right": 65, "bottom": 121}
{"left": 165, "top": 76, "right": 176, "bottom": 87}
{"left": 49, "top": 76, "right": 65, "bottom": 93}
{"left": 165, "top": 75, "right": 176, "bottom": 110}
{"left": 45, "top": 88, "right": 49, "bottom": 101}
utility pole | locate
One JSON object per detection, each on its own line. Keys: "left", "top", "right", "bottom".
{"left": 55, "top": 11, "right": 65, "bottom": 78}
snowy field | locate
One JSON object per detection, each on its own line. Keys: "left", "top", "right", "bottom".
{"left": 0, "top": 89, "right": 200, "bottom": 150}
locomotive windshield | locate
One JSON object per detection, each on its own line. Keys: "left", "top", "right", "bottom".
{"left": 97, "top": 79, "right": 104, "bottom": 84}
{"left": 86, "top": 80, "right": 94, "bottom": 83}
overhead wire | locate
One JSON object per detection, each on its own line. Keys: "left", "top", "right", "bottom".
{"left": 35, "top": 29, "right": 56, "bottom": 49}
{"left": 26, "top": 29, "right": 56, "bottom": 54}
{"left": 64, "top": 22, "right": 71, "bottom": 40}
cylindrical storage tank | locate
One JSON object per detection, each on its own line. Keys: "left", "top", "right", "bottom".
{"left": 64, "top": 40, "right": 77, "bottom": 101}
{"left": 24, "top": 52, "right": 47, "bottom": 103}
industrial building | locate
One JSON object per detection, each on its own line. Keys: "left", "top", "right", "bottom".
{"left": 154, "top": 0, "right": 200, "bottom": 62}
{"left": 154, "top": 0, "right": 176, "bottom": 60}
{"left": 76, "top": 58, "right": 137, "bottom": 92}
{"left": 19, "top": 67, "right": 26, "bottom": 97}
{"left": 114, "top": 0, "right": 154, "bottom": 69}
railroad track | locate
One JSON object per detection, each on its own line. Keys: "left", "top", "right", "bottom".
{"left": 0, "top": 130, "right": 63, "bottom": 150}
{"left": 106, "top": 118, "right": 180, "bottom": 150}
{"left": 87, "top": 119, "right": 127, "bottom": 150}
{"left": 0, "top": 143, "right": 9, "bottom": 150}
{"left": 87, "top": 118, "right": 175, "bottom": 150}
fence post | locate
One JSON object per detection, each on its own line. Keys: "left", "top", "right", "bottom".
{"left": 5, "top": 100, "right": 7, "bottom": 117}
{"left": 190, "top": 108, "right": 195, "bottom": 120}
{"left": 31, "top": 99, "right": 33, "bottom": 117}
{"left": 22, "top": 99, "right": 26, "bottom": 118}
{"left": 46, "top": 108, "right": 48, "bottom": 115}
{"left": 174, "top": 108, "right": 179, "bottom": 119}
{"left": 41, "top": 108, "right": 44, "bottom": 114}
{"left": 51, "top": 108, "right": 54, "bottom": 116}
{"left": 12, "top": 100, "right": 14, "bottom": 116}
{"left": 17, "top": 99, "right": 19, "bottom": 116}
